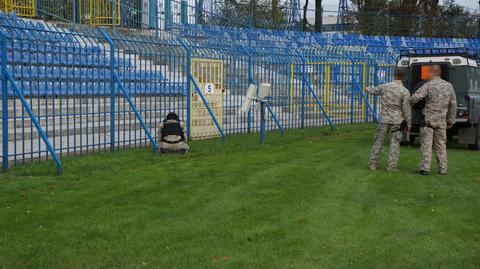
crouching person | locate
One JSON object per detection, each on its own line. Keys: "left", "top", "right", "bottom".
{"left": 157, "top": 112, "right": 189, "bottom": 154}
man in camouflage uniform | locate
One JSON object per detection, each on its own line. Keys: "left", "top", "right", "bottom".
{"left": 410, "top": 65, "right": 456, "bottom": 175}
{"left": 367, "top": 68, "right": 411, "bottom": 171}
{"left": 157, "top": 112, "right": 189, "bottom": 154}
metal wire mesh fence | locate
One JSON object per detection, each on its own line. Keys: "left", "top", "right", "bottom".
{"left": 0, "top": 10, "right": 395, "bottom": 173}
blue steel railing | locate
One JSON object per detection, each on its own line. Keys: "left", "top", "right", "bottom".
{"left": 1, "top": 29, "right": 62, "bottom": 174}
{"left": 99, "top": 28, "right": 159, "bottom": 153}
{"left": 0, "top": 13, "right": 397, "bottom": 173}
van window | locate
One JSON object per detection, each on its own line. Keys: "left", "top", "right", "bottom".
{"left": 409, "top": 64, "right": 450, "bottom": 93}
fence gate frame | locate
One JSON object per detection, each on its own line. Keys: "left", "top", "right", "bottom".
{"left": 78, "top": 0, "right": 120, "bottom": 26}
{"left": 189, "top": 57, "right": 225, "bottom": 140}
{"left": 0, "top": 0, "right": 35, "bottom": 17}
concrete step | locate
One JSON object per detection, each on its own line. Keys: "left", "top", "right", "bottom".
{"left": 1, "top": 110, "right": 164, "bottom": 129}
{"left": 3, "top": 117, "right": 158, "bottom": 141}
{"left": 3, "top": 98, "right": 188, "bottom": 118}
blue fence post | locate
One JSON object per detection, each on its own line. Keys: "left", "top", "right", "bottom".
{"left": 194, "top": 0, "right": 200, "bottom": 25}
{"left": 109, "top": 35, "right": 115, "bottom": 152}
{"left": 301, "top": 61, "right": 306, "bottom": 128}
{"left": 154, "top": 0, "right": 159, "bottom": 36}
{"left": 100, "top": 29, "right": 158, "bottom": 153}
{"left": 165, "top": 0, "right": 172, "bottom": 30}
{"left": 350, "top": 61, "right": 355, "bottom": 124}
{"left": 178, "top": 38, "right": 191, "bottom": 140}
{"left": 180, "top": 0, "right": 188, "bottom": 25}
{"left": 248, "top": 16, "right": 253, "bottom": 29}
{"left": 149, "top": 0, "right": 156, "bottom": 28}
{"left": 373, "top": 64, "right": 379, "bottom": 119}
{"left": 1, "top": 31, "right": 8, "bottom": 171}
{"left": 72, "top": 0, "right": 77, "bottom": 30}
{"left": 98, "top": 29, "right": 116, "bottom": 152}
{"left": 239, "top": 44, "right": 254, "bottom": 133}
{"left": 260, "top": 101, "right": 266, "bottom": 144}
{"left": 246, "top": 49, "right": 253, "bottom": 133}
{"left": 112, "top": 0, "right": 117, "bottom": 31}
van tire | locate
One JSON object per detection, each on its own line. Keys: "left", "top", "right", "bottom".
{"left": 468, "top": 142, "right": 479, "bottom": 150}
{"left": 468, "top": 125, "right": 480, "bottom": 150}
{"left": 409, "top": 134, "right": 417, "bottom": 146}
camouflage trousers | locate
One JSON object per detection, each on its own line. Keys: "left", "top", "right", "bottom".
{"left": 419, "top": 126, "right": 447, "bottom": 173}
{"left": 159, "top": 141, "right": 189, "bottom": 154}
{"left": 369, "top": 123, "right": 402, "bottom": 170}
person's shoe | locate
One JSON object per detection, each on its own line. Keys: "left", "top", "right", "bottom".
{"left": 386, "top": 167, "right": 397, "bottom": 172}
{"left": 439, "top": 171, "right": 447, "bottom": 176}
{"left": 417, "top": 170, "right": 429, "bottom": 176}
{"left": 368, "top": 165, "right": 377, "bottom": 171}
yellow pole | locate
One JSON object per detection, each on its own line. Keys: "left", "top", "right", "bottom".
{"left": 326, "top": 64, "right": 330, "bottom": 113}
{"left": 290, "top": 63, "right": 294, "bottom": 113}
{"left": 362, "top": 63, "right": 366, "bottom": 120}
{"left": 89, "top": 0, "right": 93, "bottom": 25}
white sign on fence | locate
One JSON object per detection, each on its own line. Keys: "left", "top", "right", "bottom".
{"left": 204, "top": 83, "right": 215, "bottom": 95}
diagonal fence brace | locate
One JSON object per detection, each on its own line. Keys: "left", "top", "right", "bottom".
{"left": 191, "top": 77, "right": 226, "bottom": 140}
{"left": 302, "top": 77, "right": 335, "bottom": 130}
{"left": 5, "top": 72, "right": 63, "bottom": 174}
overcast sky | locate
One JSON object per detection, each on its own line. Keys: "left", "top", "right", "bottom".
{"left": 302, "top": 0, "right": 478, "bottom": 12}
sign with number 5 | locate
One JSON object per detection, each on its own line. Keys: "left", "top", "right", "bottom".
{"left": 204, "top": 83, "right": 215, "bottom": 95}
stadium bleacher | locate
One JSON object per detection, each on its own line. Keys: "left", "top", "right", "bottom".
{"left": 182, "top": 23, "right": 479, "bottom": 55}
{"left": 0, "top": 11, "right": 185, "bottom": 97}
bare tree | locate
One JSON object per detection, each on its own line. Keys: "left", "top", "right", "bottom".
{"left": 303, "top": 0, "right": 309, "bottom": 31}
{"left": 421, "top": 0, "right": 439, "bottom": 35}
{"left": 272, "top": 0, "right": 279, "bottom": 22}
{"left": 315, "top": 0, "right": 322, "bottom": 32}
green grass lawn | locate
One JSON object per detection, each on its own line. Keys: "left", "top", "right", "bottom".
{"left": 1, "top": 124, "right": 480, "bottom": 269}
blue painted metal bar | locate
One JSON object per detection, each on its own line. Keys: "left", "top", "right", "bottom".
{"left": 241, "top": 45, "right": 254, "bottom": 133}
{"left": 191, "top": 77, "right": 226, "bottom": 140}
{"left": 165, "top": 0, "right": 172, "bottom": 30}
{"left": 265, "top": 103, "right": 284, "bottom": 135}
{"left": 180, "top": 0, "right": 188, "bottom": 25}
{"left": 177, "top": 38, "right": 191, "bottom": 139}
{"left": 98, "top": 29, "right": 116, "bottom": 152}
{"left": 100, "top": 29, "right": 159, "bottom": 153}
{"left": 260, "top": 101, "right": 266, "bottom": 144}
{"left": 113, "top": 72, "right": 159, "bottom": 153}
{"left": 352, "top": 78, "right": 378, "bottom": 122}
{"left": 303, "top": 77, "right": 334, "bottom": 130}
{"left": 350, "top": 61, "right": 355, "bottom": 124}
{"left": 72, "top": 0, "right": 77, "bottom": 29}
{"left": 1, "top": 31, "right": 8, "bottom": 171}
{"left": 373, "top": 64, "right": 379, "bottom": 115}
{"left": 300, "top": 61, "right": 306, "bottom": 128}
{"left": 5, "top": 71, "right": 63, "bottom": 174}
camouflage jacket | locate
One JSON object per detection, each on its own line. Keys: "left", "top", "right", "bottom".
{"left": 410, "top": 77, "right": 457, "bottom": 129}
{"left": 158, "top": 120, "right": 187, "bottom": 143}
{"left": 366, "top": 80, "right": 412, "bottom": 127}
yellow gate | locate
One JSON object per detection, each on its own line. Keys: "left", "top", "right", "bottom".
{"left": 290, "top": 62, "right": 370, "bottom": 122}
{"left": 79, "top": 0, "right": 120, "bottom": 26}
{"left": 190, "top": 58, "right": 224, "bottom": 140}
{"left": 1, "top": 0, "right": 35, "bottom": 17}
